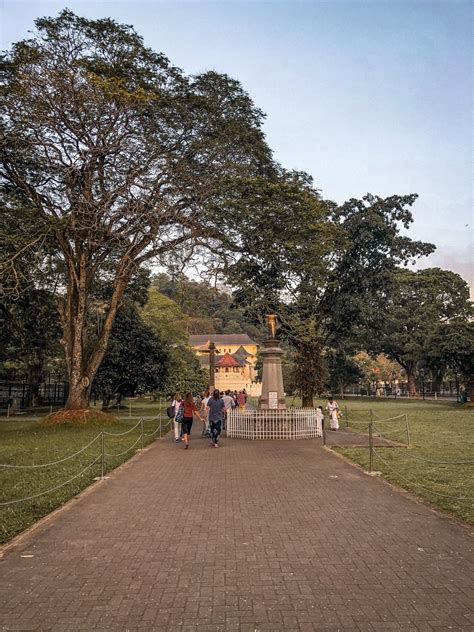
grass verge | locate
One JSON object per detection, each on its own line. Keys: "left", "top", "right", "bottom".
{"left": 326, "top": 399, "right": 473, "bottom": 525}
{"left": 0, "top": 411, "right": 171, "bottom": 545}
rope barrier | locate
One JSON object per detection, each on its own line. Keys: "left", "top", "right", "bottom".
{"left": 370, "top": 414, "right": 406, "bottom": 423}
{"left": 0, "top": 434, "right": 102, "bottom": 469}
{"left": 378, "top": 450, "right": 474, "bottom": 466}
{"left": 372, "top": 425, "right": 408, "bottom": 440}
{"left": 144, "top": 420, "right": 171, "bottom": 438}
{"left": 372, "top": 449, "right": 473, "bottom": 502}
{"left": 0, "top": 456, "right": 101, "bottom": 506}
{"left": 103, "top": 419, "right": 142, "bottom": 436}
{"left": 104, "top": 436, "right": 142, "bottom": 458}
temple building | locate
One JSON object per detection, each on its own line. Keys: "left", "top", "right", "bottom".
{"left": 189, "top": 334, "right": 262, "bottom": 396}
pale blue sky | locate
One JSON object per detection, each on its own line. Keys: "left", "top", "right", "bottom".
{"left": 1, "top": 0, "right": 472, "bottom": 291}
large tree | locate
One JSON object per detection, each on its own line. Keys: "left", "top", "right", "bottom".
{"left": 377, "top": 268, "right": 472, "bottom": 396}
{"left": 93, "top": 304, "right": 169, "bottom": 408}
{"left": 425, "top": 321, "right": 474, "bottom": 403}
{"left": 1, "top": 10, "right": 271, "bottom": 410}
{"left": 228, "top": 178, "right": 434, "bottom": 405}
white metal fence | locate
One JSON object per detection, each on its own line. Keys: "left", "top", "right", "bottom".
{"left": 227, "top": 408, "right": 322, "bottom": 440}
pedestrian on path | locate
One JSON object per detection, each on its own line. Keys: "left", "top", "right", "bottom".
{"left": 316, "top": 406, "right": 324, "bottom": 434}
{"left": 171, "top": 393, "right": 183, "bottom": 443}
{"left": 206, "top": 389, "right": 226, "bottom": 448}
{"left": 326, "top": 397, "right": 339, "bottom": 431}
{"left": 237, "top": 390, "right": 247, "bottom": 411}
{"left": 200, "top": 390, "right": 211, "bottom": 437}
{"left": 182, "top": 392, "right": 202, "bottom": 449}
{"left": 222, "top": 389, "right": 235, "bottom": 430}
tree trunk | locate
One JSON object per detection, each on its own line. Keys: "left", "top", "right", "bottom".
{"left": 431, "top": 367, "right": 444, "bottom": 394}
{"left": 467, "top": 380, "right": 474, "bottom": 404}
{"left": 26, "top": 362, "right": 44, "bottom": 407}
{"left": 302, "top": 394, "right": 314, "bottom": 407}
{"left": 66, "top": 378, "right": 92, "bottom": 410}
{"left": 59, "top": 253, "right": 130, "bottom": 412}
{"left": 406, "top": 369, "right": 417, "bottom": 397}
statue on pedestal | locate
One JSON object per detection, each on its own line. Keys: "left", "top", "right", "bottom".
{"left": 267, "top": 314, "right": 277, "bottom": 340}
{"left": 260, "top": 314, "right": 286, "bottom": 409}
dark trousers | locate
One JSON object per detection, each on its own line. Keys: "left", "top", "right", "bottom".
{"left": 210, "top": 420, "right": 222, "bottom": 444}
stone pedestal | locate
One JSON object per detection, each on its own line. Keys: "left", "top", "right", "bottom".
{"left": 259, "top": 339, "right": 286, "bottom": 409}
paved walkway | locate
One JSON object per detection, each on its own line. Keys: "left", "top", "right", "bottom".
{"left": 1, "top": 433, "right": 473, "bottom": 632}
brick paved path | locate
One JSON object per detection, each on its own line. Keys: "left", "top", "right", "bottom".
{"left": 1, "top": 434, "right": 473, "bottom": 631}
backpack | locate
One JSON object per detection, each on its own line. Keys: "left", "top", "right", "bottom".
{"left": 175, "top": 404, "right": 184, "bottom": 423}
{"left": 166, "top": 404, "right": 176, "bottom": 419}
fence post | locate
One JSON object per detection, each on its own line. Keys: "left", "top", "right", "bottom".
{"left": 140, "top": 418, "right": 144, "bottom": 450}
{"left": 129, "top": 401, "right": 132, "bottom": 417}
{"left": 368, "top": 421, "right": 374, "bottom": 473}
{"left": 405, "top": 414, "right": 411, "bottom": 447}
{"left": 159, "top": 418, "right": 162, "bottom": 438}
{"left": 101, "top": 432, "right": 105, "bottom": 480}
{"left": 345, "top": 405, "right": 349, "bottom": 427}
{"left": 7, "top": 403, "right": 10, "bottom": 418}
{"left": 370, "top": 409, "right": 373, "bottom": 424}
{"left": 322, "top": 417, "right": 326, "bottom": 446}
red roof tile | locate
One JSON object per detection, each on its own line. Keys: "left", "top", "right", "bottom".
{"left": 215, "top": 353, "right": 241, "bottom": 368}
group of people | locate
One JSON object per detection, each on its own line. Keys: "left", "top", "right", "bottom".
{"left": 169, "top": 391, "right": 340, "bottom": 449}
{"left": 170, "top": 388, "right": 247, "bottom": 449}
{"left": 316, "top": 397, "right": 341, "bottom": 431}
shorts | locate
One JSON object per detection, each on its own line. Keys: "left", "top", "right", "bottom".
{"left": 182, "top": 416, "right": 193, "bottom": 435}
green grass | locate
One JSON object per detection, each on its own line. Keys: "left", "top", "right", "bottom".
{"left": 0, "top": 411, "right": 172, "bottom": 545}
{"left": 323, "top": 399, "right": 474, "bottom": 525}
{"left": 0, "top": 398, "right": 170, "bottom": 420}
{"left": 1, "top": 398, "right": 473, "bottom": 544}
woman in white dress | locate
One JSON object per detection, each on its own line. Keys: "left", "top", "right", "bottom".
{"left": 172, "top": 393, "right": 183, "bottom": 442}
{"left": 326, "top": 397, "right": 339, "bottom": 431}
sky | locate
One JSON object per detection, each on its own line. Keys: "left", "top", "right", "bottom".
{"left": 1, "top": 0, "right": 472, "bottom": 293}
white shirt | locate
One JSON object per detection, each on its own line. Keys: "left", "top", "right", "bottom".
{"left": 223, "top": 394, "right": 235, "bottom": 410}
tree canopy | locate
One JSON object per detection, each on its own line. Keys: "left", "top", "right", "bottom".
{"left": 1, "top": 10, "right": 272, "bottom": 409}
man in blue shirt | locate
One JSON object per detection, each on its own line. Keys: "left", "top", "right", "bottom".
{"left": 206, "top": 389, "right": 226, "bottom": 448}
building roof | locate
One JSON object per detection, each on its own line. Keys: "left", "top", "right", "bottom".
{"left": 233, "top": 345, "right": 253, "bottom": 359}
{"left": 215, "top": 353, "right": 242, "bottom": 368}
{"left": 189, "top": 334, "right": 258, "bottom": 347}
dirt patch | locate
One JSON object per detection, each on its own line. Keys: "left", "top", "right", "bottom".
{"left": 41, "top": 409, "right": 117, "bottom": 426}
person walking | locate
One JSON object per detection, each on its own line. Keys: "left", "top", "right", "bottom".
{"left": 222, "top": 389, "right": 235, "bottom": 430}
{"left": 182, "top": 392, "right": 202, "bottom": 449}
{"left": 316, "top": 406, "right": 324, "bottom": 435}
{"left": 326, "top": 397, "right": 339, "bottom": 431}
{"left": 206, "top": 389, "right": 226, "bottom": 448}
{"left": 237, "top": 390, "right": 246, "bottom": 411}
{"left": 171, "top": 393, "right": 183, "bottom": 443}
{"left": 200, "top": 390, "right": 211, "bottom": 437}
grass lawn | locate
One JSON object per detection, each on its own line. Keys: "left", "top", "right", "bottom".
{"left": 0, "top": 411, "right": 172, "bottom": 545}
{"left": 322, "top": 398, "right": 474, "bottom": 525}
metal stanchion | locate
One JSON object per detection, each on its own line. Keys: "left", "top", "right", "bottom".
{"left": 322, "top": 417, "right": 326, "bottom": 446}
{"left": 101, "top": 432, "right": 105, "bottom": 480}
{"left": 368, "top": 421, "right": 374, "bottom": 473}
{"left": 7, "top": 404, "right": 10, "bottom": 418}
{"left": 140, "top": 419, "right": 144, "bottom": 450}
{"left": 405, "top": 414, "right": 411, "bottom": 447}
{"left": 345, "top": 405, "right": 349, "bottom": 428}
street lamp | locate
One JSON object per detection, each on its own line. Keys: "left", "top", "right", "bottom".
{"left": 201, "top": 341, "right": 220, "bottom": 390}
